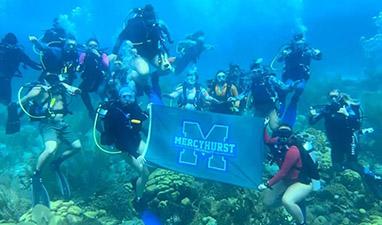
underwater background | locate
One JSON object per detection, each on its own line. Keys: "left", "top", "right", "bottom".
{"left": 1, "top": 0, "right": 382, "bottom": 224}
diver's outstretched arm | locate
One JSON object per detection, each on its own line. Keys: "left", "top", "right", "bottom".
{"left": 29, "top": 35, "right": 47, "bottom": 52}
{"left": 308, "top": 106, "right": 325, "bottom": 125}
{"left": 19, "top": 86, "right": 43, "bottom": 105}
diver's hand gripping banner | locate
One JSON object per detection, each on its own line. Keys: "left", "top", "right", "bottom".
{"left": 145, "top": 104, "right": 265, "bottom": 188}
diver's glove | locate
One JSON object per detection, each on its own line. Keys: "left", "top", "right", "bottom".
{"left": 362, "top": 128, "right": 374, "bottom": 135}
{"left": 312, "top": 179, "right": 322, "bottom": 191}
{"left": 258, "top": 182, "right": 271, "bottom": 191}
{"left": 61, "top": 83, "right": 81, "bottom": 95}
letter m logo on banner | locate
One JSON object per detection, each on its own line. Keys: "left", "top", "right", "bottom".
{"left": 176, "top": 122, "right": 235, "bottom": 171}
{"left": 145, "top": 105, "right": 265, "bottom": 188}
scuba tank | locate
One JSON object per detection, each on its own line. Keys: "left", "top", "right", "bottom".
{"left": 298, "top": 134, "right": 321, "bottom": 191}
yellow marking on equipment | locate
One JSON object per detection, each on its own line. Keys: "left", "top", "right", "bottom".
{"left": 50, "top": 98, "right": 56, "bottom": 108}
{"left": 131, "top": 119, "right": 141, "bottom": 124}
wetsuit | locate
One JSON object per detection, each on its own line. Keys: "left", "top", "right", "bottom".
{"left": 78, "top": 51, "right": 109, "bottom": 117}
{"left": 40, "top": 46, "right": 79, "bottom": 85}
{"left": 172, "top": 83, "right": 209, "bottom": 110}
{"left": 113, "top": 16, "right": 162, "bottom": 61}
{"left": 309, "top": 101, "right": 382, "bottom": 197}
{"left": 103, "top": 101, "right": 148, "bottom": 157}
{"left": 278, "top": 44, "right": 321, "bottom": 126}
{"left": 251, "top": 73, "right": 289, "bottom": 117}
{"left": 41, "top": 27, "right": 67, "bottom": 47}
{"left": 309, "top": 102, "right": 361, "bottom": 168}
{"left": 0, "top": 43, "right": 41, "bottom": 104}
{"left": 175, "top": 40, "right": 206, "bottom": 75}
{"left": 264, "top": 130, "right": 306, "bottom": 185}
{"left": 209, "top": 83, "right": 239, "bottom": 114}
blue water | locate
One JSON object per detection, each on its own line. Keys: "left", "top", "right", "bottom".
{"left": 1, "top": 1, "right": 382, "bottom": 224}
{"left": 1, "top": 0, "right": 382, "bottom": 81}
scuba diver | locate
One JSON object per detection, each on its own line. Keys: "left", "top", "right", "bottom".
{"left": 276, "top": 33, "right": 322, "bottom": 126}
{"left": 113, "top": 40, "right": 163, "bottom": 105}
{"left": 234, "top": 73, "right": 252, "bottom": 115}
{"left": 99, "top": 84, "right": 149, "bottom": 207}
{"left": 111, "top": 4, "right": 172, "bottom": 73}
{"left": 163, "top": 68, "right": 219, "bottom": 111}
{"left": 110, "top": 5, "right": 172, "bottom": 105}
{"left": 18, "top": 73, "right": 82, "bottom": 208}
{"left": 309, "top": 89, "right": 382, "bottom": 198}
{"left": 78, "top": 38, "right": 109, "bottom": 118}
{"left": 208, "top": 70, "right": 240, "bottom": 114}
{"left": 41, "top": 18, "right": 68, "bottom": 47}
{"left": 174, "top": 31, "right": 213, "bottom": 75}
{"left": 29, "top": 35, "right": 79, "bottom": 85}
{"left": 0, "top": 32, "right": 42, "bottom": 134}
{"left": 259, "top": 124, "right": 319, "bottom": 225}
{"left": 248, "top": 58, "right": 291, "bottom": 129}
{"left": 227, "top": 63, "right": 244, "bottom": 87}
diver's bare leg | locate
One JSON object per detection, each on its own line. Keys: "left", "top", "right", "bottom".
{"left": 124, "top": 154, "right": 149, "bottom": 199}
{"left": 55, "top": 140, "right": 82, "bottom": 164}
{"left": 36, "top": 140, "right": 58, "bottom": 171}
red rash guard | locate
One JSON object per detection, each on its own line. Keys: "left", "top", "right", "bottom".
{"left": 263, "top": 128, "right": 302, "bottom": 187}
{"left": 267, "top": 146, "right": 302, "bottom": 186}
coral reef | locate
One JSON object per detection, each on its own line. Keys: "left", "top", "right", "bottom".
{"left": 0, "top": 185, "right": 29, "bottom": 223}
{"left": 143, "top": 169, "right": 198, "bottom": 225}
{"left": 18, "top": 200, "right": 119, "bottom": 225}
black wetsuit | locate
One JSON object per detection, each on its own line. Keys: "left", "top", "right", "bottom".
{"left": 277, "top": 44, "right": 321, "bottom": 126}
{"left": 251, "top": 74, "right": 288, "bottom": 117}
{"left": 79, "top": 51, "right": 108, "bottom": 117}
{"left": 309, "top": 102, "right": 361, "bottom": 168}
{"left": 309, "top": 101, "right": 382, "bottom": 197}
{"left": 103, "top": 101, "right": 148, "bottom": 157}
{"left": 41, "top": 27, "right": 67, "bottom": 47}
{"left": 0, "top": 43, "right": 41, "bottom": 104}
{"left": 113, "top": 16, "right": 163, "bottom": 61}
{"left": 175, "top": 40, "right": 206, "bottom": 75}
{"left": 209, "top": 83, "right": 235, "bottom": 114}
{"left": 40, "top": 46, "right": 79, "bottom": 85}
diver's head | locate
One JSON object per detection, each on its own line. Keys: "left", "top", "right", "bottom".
{"left": 185, "top": 68, "right": 198, "bottom": 86}
{"left": 215, "top": 70, "right": 227, "bottom": 84}
{"left": 229, "top": 64, "right": 241, "bottom": 75}
{"left": 119, "top": 85, "right": 136, "bottom": 105}
{"left": 52, "top": 18, "right": 62, "bottom": 29}
{"left": 143, "top": 4, "right": 156, "bottom": 24}
{"left": 187, "top": 31, "right": 205, "bottom": 42}
{"left": 2, "top": 33, "right": 18, "bottom": 45}
{"left": 86, "top": 38, "right": 99, "bottom": 50}
{"left": 274, "top": 124, "right": 293, "bottom": 144}
{"left": 63, "top": 37, "right": 77, "bottom": 54}
{"left": 292, "top": 33, "right": 306, "bottom": 52}
{"left": 250, "top": 58, "right": 264, "bottom": 76}
{"left": 328, "top": 89, "right": 343, "bottom": 104}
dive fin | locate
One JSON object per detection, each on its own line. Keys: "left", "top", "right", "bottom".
{"left": 364, "top": 174, "right": 382, "bottom": 199}
{"left": 31, "top": 174, "right": 51, "bottom": 208}
{"left": 6, "top": 102, "right": 20, "bottom": 135}
{"left": 55, "top": 168, "right": 71, "bottom": 200}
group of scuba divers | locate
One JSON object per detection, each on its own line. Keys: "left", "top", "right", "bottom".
{"left": 1, "top": 4, "right": 381, "bottom": 225}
